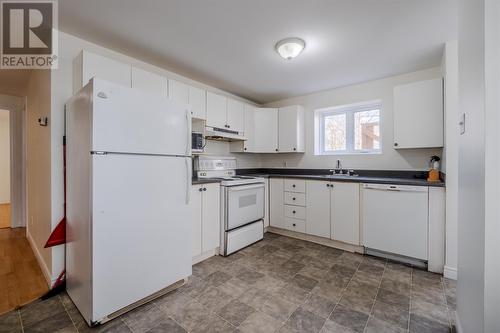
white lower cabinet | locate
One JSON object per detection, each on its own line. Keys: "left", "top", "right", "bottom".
{"left": 305, "top": 181, "right": 331, "bottom": 238}
{"left": 270, "top": 178, "right": 284, "bottom": 228}
{"left": 270, "top": 178, "right": 360, "bottom": 246}
{"left": 331, "top": 182, "right": 360, "bottom": 245}
{"left": 284, "top": 218, "right": 306, "bottom": 233}
{"left": 190, "top": 185, "right": 203, "bottom": 257}
{"left": 264, "top": 179, "right": 270, "bottom": 227}
{"left": 190, "top": 183, "right": 220, "bottom": 259}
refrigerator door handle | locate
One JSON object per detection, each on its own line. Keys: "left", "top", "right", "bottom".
{"left": 186, "top": 109, "right": 192, "bottom": 156}
{"left": 185, "top": 157, "right": 191, "bottom": 204}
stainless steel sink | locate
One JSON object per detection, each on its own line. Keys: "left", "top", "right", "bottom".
{"left": 319, "top": 173, "right": 359, "bottom": 178}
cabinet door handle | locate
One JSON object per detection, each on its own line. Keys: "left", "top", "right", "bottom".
{"left": 203, "top": 188, "right": 207, "bottom": 191}
{"left": 275, "top": 148, "right": 279, "bottom": 152}
{"left": 292, "top": 184, "right": 296, "bottom": 188}
{"left": 244, "top": 148, "right": 247, "bottom": 151}
{"left": 292, "top": 223, "right": 296, "bottom": 227}
{"left": 293, "top": 147, "right": 296, "bottom": 151}
{"left": 394, "top": 142, "right": 398, "bottom": 147}
{"left": 292, "top": 210, "right": 296, "bottom": 214}
{"left": 199, "top": 188, "right": 203, "bottom": 192}
{"left": 292, "top": 197, "right": 296, "bottom": 200}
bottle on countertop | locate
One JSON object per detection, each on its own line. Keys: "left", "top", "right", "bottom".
{"left": 427, "top": 155, "right": 441, "bottom": 182}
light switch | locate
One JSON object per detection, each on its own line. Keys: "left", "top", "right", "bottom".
{"left": 459, "top": 113, "right": 466, "bottom": 135}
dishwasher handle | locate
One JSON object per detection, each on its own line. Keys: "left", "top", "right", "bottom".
{"left": 362, "top": 183, "right": 428, "bottom": 192}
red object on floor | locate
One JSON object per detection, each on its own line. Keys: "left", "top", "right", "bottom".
{"left": 44, "top": 218, "right": 66, "bottom": 248}
{"left": 43, "top": 137, "right": 67, "bottom": 292}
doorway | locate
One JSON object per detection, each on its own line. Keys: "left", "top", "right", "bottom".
{"left": 0, "top": 89, "right": 48, "bottom": 314}
{"left": 0, "top": 109, "right": 11, "bottom": 229}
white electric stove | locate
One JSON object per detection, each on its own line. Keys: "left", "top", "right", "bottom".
{"left": 194, "top": 156, "right": 265, "bottom": 256}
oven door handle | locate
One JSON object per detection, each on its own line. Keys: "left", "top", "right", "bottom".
{"left": 227, "top": 183, "right": 265, "bottom": 192}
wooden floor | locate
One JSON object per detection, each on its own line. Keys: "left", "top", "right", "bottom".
{"left": 0, "top": 203, "right": 10, "bottom": 229}
{"left": 0, "top": 228, "right": 48, "bottom": 315}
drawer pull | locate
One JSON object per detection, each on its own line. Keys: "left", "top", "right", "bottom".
{"left": 292, "top": 184, "right": 296, "bottom": 188}
{"left": 293, "top": 223, "right": 296, "bottom": 227}
{"left": 292, "top": 210, "right": 296, "bottom": 214}
{"left": 292, "top": 197, "right": 296, "bottom": 200}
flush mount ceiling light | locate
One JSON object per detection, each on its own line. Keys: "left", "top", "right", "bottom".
{"left": 275, "top": 37, "right": 306, "bottom": 60}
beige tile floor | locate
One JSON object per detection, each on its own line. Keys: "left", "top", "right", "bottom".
{"left": 0, "top": 232, "right": 456, "bottom": 333}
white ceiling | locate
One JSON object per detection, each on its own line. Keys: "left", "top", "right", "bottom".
{"left": 59, "top": 0, "right": 456, "bottom": 104}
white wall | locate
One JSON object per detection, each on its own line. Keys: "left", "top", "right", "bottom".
{"left": 483, "top": 0, "right": 500, "bottom": 331}
{"left": 26, "top": 70, "right": 53, "bottom": 285}
{"left": 456, "top": 0, "right": 500, "bottom": 331}
{"left": 442, "top": 41, "right": 459, "bottom": 280}
{"left": 0, "top": 110, "right": 10, "bottom": 203}
{"left": 457, "top": 1, "right": 485, "bottom": 330}
{"left": 261, "top": 68, "right": 443, "bottom": 170}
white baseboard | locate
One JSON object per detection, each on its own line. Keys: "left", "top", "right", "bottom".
{"left": 444, "top": 265, "right": 458, "bottom": 280}
{"left": 192, "top": 248, "right": 219, "bottom": 265}
{"left": 267, "top": 227, "right": 364, "bottom": 254}
{"left": 26, "top": 231, "right": 54, "bottom": 287}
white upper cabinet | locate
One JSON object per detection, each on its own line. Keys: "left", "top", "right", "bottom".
{"left": 393, "top": 78, "right": 444, "bottom": 149}
{"left": 253, "top": 108, "right": 279, "bottom": 152}
{"left": 206, "top": 92, "right": 228, "bottom": 129}
{"left": 189, "top": 86, "right": 206, "bottom": 120}
{"left": 131, "top": 67, "right": 167, "bottom": 96}
{"left": 243, "top": 104, "right": 255, "bottom": 151}
{"left": 331, "top": 182, "right": 360, "bottom": 245}
{"left": 278, "top": 105, "right": 305, "bottom": 153}
{"left": 168, "top": 79, "right": 207, "bottom": 120}
{"left": 206, "top": 92, "right": 245, "bottom": 133}
{"left": 168, "top": 79, "right": 189, "bottom": 105}
{"left": 236, "top": 105, "right": 304, "bottom": 153}
{"left": 226, "top": 99, "right": 245, "bottom": 133}
{"left": 74, "top": 50, "right": 131, "bottom": 93}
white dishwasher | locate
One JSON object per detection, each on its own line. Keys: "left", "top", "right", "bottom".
{"left": 362, "top": 184, "right": 429, "bottom": 265}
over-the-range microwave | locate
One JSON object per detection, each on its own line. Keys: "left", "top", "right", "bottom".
{"left": 192, "top": 132, "right": 204, "bottom": 153}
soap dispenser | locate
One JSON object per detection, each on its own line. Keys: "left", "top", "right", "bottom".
{"left": 427, "top": 155, "right": 441, "bottom": 182}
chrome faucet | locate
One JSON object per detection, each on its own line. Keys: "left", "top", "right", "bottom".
{"left": 329, "top": 159, "right": 343, "bottom": 174}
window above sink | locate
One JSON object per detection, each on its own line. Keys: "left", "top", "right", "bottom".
{"left": 314, "top": 100, "right": 382, "bottom": 155}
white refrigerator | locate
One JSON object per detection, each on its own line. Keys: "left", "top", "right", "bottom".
{"left": 65, "top": 78, "right": 192, "bottom": 325}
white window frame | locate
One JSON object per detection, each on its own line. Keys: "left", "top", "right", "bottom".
{"left": 314, "top": 100, "right": 382, "bottom": 155}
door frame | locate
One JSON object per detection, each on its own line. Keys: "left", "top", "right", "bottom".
{"left": 0, "top": 94, "right": 27, "bottom": 228}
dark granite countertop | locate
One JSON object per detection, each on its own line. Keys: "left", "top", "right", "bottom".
{"left": 236, "top": 168, "right": 445, "bottom": 187}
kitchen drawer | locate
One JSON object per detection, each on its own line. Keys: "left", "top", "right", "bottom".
{"left": 284, "top": 192, "right": 306, "bottom": 206}
{"left": 284, "top": 217, "right": 306, "bottom": 233}
{"left": 284, "top": 179, "right": 306, "bottom": 193}
{"left": 284, "top": 205, "right": 306, "bottom": 220}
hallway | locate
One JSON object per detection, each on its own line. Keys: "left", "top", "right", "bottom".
{"left": 0, "top": 228, "right": 48, "bottom": 315}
